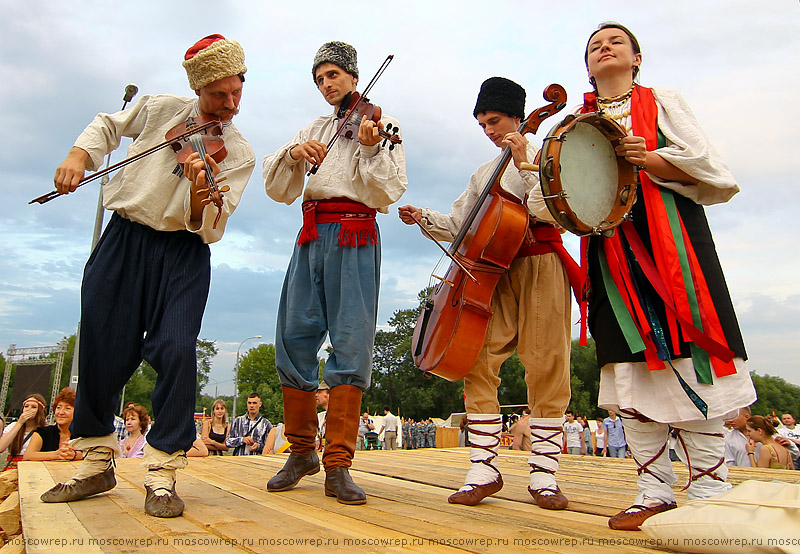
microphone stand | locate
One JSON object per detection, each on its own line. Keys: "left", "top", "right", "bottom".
{"left": 70, "top": 84, "right": 138, "bottom": 390}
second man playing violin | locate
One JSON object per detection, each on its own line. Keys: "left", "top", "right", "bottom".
{"left": 262, "top": 41, "right": 407, "bottom": 504}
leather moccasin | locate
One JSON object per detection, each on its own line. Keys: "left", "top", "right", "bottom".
{"left": 528, "top": 485, "right": 569, "bottom": 510}
{"left": 608, "top": 502, "right": 677, "bottom": 530}
{"left": 40, "top": 465, "right": 116, "bottom": 503}
{"left": 144, "top": 485, "right": 185, "bottom": 518}
{"left": 447, "top": 475, "right": 503, "bottom": 506}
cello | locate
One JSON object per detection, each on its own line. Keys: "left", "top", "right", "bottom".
{"left": 411, "top": 84, "right": 567, "bottom": 381}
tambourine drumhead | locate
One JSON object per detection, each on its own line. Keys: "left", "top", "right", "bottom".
{"left": 539, "top": 113, "right": 637, "bottom": 236}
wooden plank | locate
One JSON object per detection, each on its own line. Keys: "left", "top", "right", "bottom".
{"left": 29, "top": 451, "right": 792, "bottom": 553}
{"left": 17, "top": 461, "right": 102, "bottom": 554}
{"left": 218, "top": 455, "right": 672, "bottom": 554}
{"left": 43, "top": 461, "right": 243, "bottom": 554}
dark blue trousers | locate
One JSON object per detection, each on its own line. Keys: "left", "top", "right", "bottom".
{"left": 71, "top": 213, "right": 210, "bottom": 453}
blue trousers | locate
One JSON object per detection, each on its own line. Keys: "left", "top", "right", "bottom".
{"left": 275, "top": 222, "right": 380, "bottom": 392}
{"left": 71, "top": 213, "right": 209, "bottom": 453}
{"left": 608, "top": 445, "right": 627, "bottom": 458}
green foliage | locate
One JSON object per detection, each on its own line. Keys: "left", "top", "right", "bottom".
{"left": 235, "top": 343, "right": 283, "bottom": 422}
{"left": 569, "top": 338, "right": 601, "bottom": 419}
{"left": 366, "top": 292, "right": 464, "bottom": 420}
{"left": 122, "top": 361, "right": 158, "bottom": 414}
{"left": 196, "top": 394, "right": 233, "bottom": 418}
{"left": 115, "top": 338, "right": 217, "bottom": 416}
{"left": 750, "top": 372, "right": 800, "bottom": 419}
{"left": 195, "top": 339, "right": 217, "bottom": 400}
{"left": 497, "top": 353, "right": 526, "bottom": 408}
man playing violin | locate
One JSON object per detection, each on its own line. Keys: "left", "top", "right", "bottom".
{"left": 262, "top": 41, "right": 407, "bottom": 505}
{"left": 41, "top": 34, "right": 255, "bottom": 518}
{"left": 398, "top": 77, "right": 574, "bottom": 510}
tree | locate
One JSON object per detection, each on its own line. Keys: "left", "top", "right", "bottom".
{"left": 367, "top": 292, "right": 464, "bottom": 420}
{"left": 195, "top": 339, "right": 217, "bottom": 400}
{"left": 235, "top": 344, "right": 283, "bottom": 422}
{"left": 750, "top": 373, "right": 800, "bottom": 419}
{"left": 115, "top": 338, "right": 217, "bottom": 415}
{"left": 497, "top": 353, "right": 526, "bottom": 408}
{"left": 569, "top": 338, "right": 601, "bottom": 418}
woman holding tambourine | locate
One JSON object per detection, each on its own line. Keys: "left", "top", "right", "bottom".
{"left": 579, "top": 22, "right": 755, "bottom": 531}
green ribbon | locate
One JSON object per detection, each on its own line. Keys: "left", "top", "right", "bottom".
{"left": 598, "top": 247, "right": 646, "bottom": 354}
{"left": 660, "top": 189, "right": 713, "bottom": 385}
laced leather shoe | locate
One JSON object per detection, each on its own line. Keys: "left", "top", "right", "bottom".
{"left": 447, "top": 475, "right": 503, "bottom": 506}
{"left": 528, "top": 485, "right": 569, "bottom": 510}
{"left": 144, "top": 485, "right": 185, "bottom": 518}
{"left": 608, "top": 501, "right": 677, "bottom": 530}
{"left": 40, "top": 465, "right": 116, "bottom": 503}
{"left": 324, "top": 467, "right": 366, "bottom": 505}
{"left": 267, "top": 451, "right": 320, "bottom": 491}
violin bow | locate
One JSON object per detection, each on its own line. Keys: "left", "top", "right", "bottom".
{"left": 410, "top": 218, "right": 478, "bottom": 284}
{"left": 29, "top": 119, "right": 221, "bottom": 205}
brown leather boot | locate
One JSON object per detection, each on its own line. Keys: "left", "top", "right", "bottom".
{"left": 267, "top": 386, "right": 320, "bottom": 492}
{"left": 322, "top": 384, "right": 366, "bottom": 504}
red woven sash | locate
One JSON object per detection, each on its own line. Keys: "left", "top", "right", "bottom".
{"left": 298, "top": 198, "right": 378, "bottom": 247}
{"left": 516, "top": 222, "right": 584, "bottom": 303}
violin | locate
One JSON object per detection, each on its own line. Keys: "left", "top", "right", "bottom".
{"left": 308, "top": 55, "right": 401, "bottom": 175}
{"left": 411, "top": 84, "right": 568, "bottom": 381}
{"left": 165, "top": 115, "right": 230, "bottom": 229}
{"left": 334, "top": 91, "right": 401, "bottom": 147}
{"left": 30, "top": 115, "right": 230, "bottom": 228}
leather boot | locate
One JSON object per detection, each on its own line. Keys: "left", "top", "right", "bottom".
{"left": 322, "top": 384, "right": 366, "bottom": 504}
{"left": 267, "top": 386, "right": 320, "bottom": 492}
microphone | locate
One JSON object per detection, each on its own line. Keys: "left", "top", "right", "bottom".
{"left": 123, "top": 84, "right": 139, "bottom": 103}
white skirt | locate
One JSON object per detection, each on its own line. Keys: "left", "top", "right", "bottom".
{"left": 598, "top": 357, "right": 755, "bottom": 424}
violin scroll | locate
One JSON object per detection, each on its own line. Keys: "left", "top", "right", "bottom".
{"left": 520, "top": 84, "right": 568, "bottom": 136}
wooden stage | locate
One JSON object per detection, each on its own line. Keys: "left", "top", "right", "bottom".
{"left": 14, "top": 448, "right": 800, "bottom": 553}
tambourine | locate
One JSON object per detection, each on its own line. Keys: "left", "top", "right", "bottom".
{"left": 535, "top": 113, "right": 637, "bottom": 236}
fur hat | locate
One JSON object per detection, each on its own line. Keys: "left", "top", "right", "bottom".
{"left": 312, "top": 41, "right": 358, "bottom": 82}
{"left": 473, "top": 77, "right": 526, "bottom": 119}
{"left": 183, "top": 34, "right": 247, "bottom": 91}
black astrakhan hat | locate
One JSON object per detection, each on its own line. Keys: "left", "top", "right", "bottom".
{"left": 473, "top": 77, "right": 526, "bottom": 119}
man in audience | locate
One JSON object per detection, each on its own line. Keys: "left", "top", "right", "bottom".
{"left": 779, "top": 413, "right": 800, "bottom": 470}
{"left": 603, "top": 410, "right": 627, "bottom": 458}
{"left": 379, "top": 407, "right": 399, "bottom": 450}
{"left": 563, "top": 411, "right": 585, "bottom": 455}
{"left": 510, "top": 409, "right": 532, "bottom": 451}
{"left": 227, "top": 393, "right": 272, "bottom": 455}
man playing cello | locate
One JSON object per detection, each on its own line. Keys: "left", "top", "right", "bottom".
{"left": 41, "top": 34, "right": 255, "bottom": 518}
{"left": 262, "top": 41, "right": 407, "bottom": 504}
{"left": 399, "top": 77, "right": 575, "bottom": 510}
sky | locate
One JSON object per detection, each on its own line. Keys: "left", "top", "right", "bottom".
{"left": 1, "top": 1, "right": 799, "bottom": 398}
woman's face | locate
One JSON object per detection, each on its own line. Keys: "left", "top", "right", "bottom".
{"left": 54, "top": 402, "right": 74, "bottom": 426}
{"left": 213, "top": 403, "right": 227, "bottom": 418}
{"left": 125, "top": 412, "right": 142, "bottom": 434}
{"left": 23, "top": 398, "right": 41, "bottom": 415}
{"left": 586, "top": 27, "right": 641, "bottom": 84}
{"left": 745, "top": 425, "right": 764, "bottom": 442}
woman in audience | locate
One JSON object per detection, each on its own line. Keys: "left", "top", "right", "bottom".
{"left": 119, "top": 404, "right": 150, "bottom": 458}
{"left": 263, "top": 423, "right": 291, "bottom": 454}
{"left": 1, "top": 394, "right": 47, "bottom": 469}
{"left": 24, "top": 388, "right": 81, "bottom": 462}
{"left": 579, "top": 416, "right": 593, "bottom": 456}
{"left": 201, "top": 399, "right": 230, "bottom": 455}
{"left": 746, "top": 415, "right": 793, "bottom": 470}
{"left": 593, "top": 417, "right": 607, "bottom": 456}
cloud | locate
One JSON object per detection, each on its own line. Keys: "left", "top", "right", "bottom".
{"left": 2, "top": 0, "right": 799, "bottom": 393}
